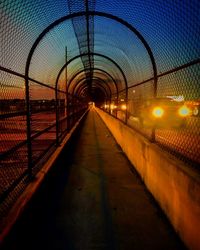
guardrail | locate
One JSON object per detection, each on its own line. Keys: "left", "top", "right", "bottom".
{"left": 101, "top": 59, "right": 200, "bottom": 168}
{"left": 0, "top": 67, "right": 88, "bottom": 220}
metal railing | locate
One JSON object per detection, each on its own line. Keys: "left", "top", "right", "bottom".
{"left": 101, "top": 59, "right": 200, "bottom": 168}
{"left": 0, "top": 66, "right": 88, "bottom": 219}
{"left": 1, "top": 0, "right": 199, "bottom": 232}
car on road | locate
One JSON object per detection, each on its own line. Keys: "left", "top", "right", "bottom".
{"left": 133, "top": 97, "right": 192, "bottom": 128}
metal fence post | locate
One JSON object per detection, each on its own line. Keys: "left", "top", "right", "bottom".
{"left": 151, "top": 70, "right": 158, "bottom": 142}
{"left": 55, "top": 84, "right": 59, "bottom": 145}
{"left": 25, "top": 77, "right": 33, "bottom": 178}
{"left": 125, "top": 87, "right": 128, "bottom": 124}
{"left": 65, "top": 46, "right": 68, "bottom": 132}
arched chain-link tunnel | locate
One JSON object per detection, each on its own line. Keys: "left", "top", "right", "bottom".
{"left": 0, "top": 0, "right": 200, "bottom": 248}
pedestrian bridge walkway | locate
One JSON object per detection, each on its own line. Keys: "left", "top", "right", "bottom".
{"left": 1, "top": 109, "right": 185, "bottom": 250}
{"left": 0, "top": 1, "right": 200, "bottom": 249}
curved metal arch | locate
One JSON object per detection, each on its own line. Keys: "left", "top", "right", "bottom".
{"left": 24, "top": 10, "right": 158, "bottom": 144}
{"left": 73, "top": 77, "right": 112, "bottom": 98}
{"left": 25, "top": 11, "right": 157, "bottom": 87}
{"left": 78, "top": 85, "right": 108, "bottom": 100}
{"left": 68, "top": 72, "right": 115, "bottom": 93}
{"left": 73, "top": 76, "right": 110, "bottom": 90}
{"left": 55, "top": 52, "right": 127, "bottom": 91}
{"left": 72, "top": 77, "right": 112, "bottom": 96}
{"left": 76, "top": 82, "right": 110, "bottom": 101}
{"left": 68, "top": 67, "right": 118, "bottom": 94}
{"left": 55, "top": 52, "right": 127, "bottom": 123}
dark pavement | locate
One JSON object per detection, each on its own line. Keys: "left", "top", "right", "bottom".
{"left": 2, "top": 108, "right": 186, "bottom": 250}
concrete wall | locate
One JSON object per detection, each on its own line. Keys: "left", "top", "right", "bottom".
{"left": 96, "top": 108, "right": 200, "bottom": 250}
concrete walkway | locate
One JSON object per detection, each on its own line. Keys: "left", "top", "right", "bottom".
{"left": 2, "top": 109, "right": 186, "bottom": 250}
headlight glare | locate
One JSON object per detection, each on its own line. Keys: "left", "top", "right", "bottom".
{"left": 121, "top": 104, "right": 127, "bottom": 110}
{"left": 152, "top": 106, "right": 164, "bottom": 118}
{"left": 178, "top": 105, "right": 191, "bottom": 117}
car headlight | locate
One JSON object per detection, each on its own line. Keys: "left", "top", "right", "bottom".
{"left": 178, "top": 105, "right": 191, "bottom": 117}
{"left": 152, "top": 106, "right": 164, "bottom": 118}
{"left": 121, "top": 104, "right": 127, "bottom": 110}
{"left": 110, "top": 104, "right": 117, "bottom": 110}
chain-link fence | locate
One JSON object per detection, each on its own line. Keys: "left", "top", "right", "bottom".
{"left": 0, "top": 67, "right": 87, "bottom": 220}
{"left": 0, "top": 0, "right": 199, "bottom": 234}
{"left": 103, "top": 60, "right": 200, "bottom": 167}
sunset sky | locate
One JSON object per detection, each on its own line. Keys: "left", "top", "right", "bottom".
{"left": 1, "top": 0, "right": 199, "bottom": 100}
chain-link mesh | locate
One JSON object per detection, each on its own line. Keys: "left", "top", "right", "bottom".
{"left": 94, "top": 16, "right": 153, "bottom": 87}
{"left": 127, "top": 81, "right": 155, "bottom": 139}
{"left": 117, "top": 90, "right": 127, "bottom": 123}
{"left": 0, "top": 0, "right": 199, "bottom": 233}
{"left": 0, "top": 0, "right": 70, "bottom": 74}
{"left": 155, "top": 63, "right": 200, "bottom": 166}
{"left": 29, "top": 21, "right": 80, "bottom": 86}
{"left": 68, "top": 0, "right": 96, "bottom": 95}
{"left": 29, "top": 80, "right": 57, "bottom": 165}
{"left": 0, "top": 72, "right": 28, "bottom": 220}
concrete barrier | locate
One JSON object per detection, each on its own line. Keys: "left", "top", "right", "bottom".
{"left": 96, "top": 108, "right": 200, "bottom": 250}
